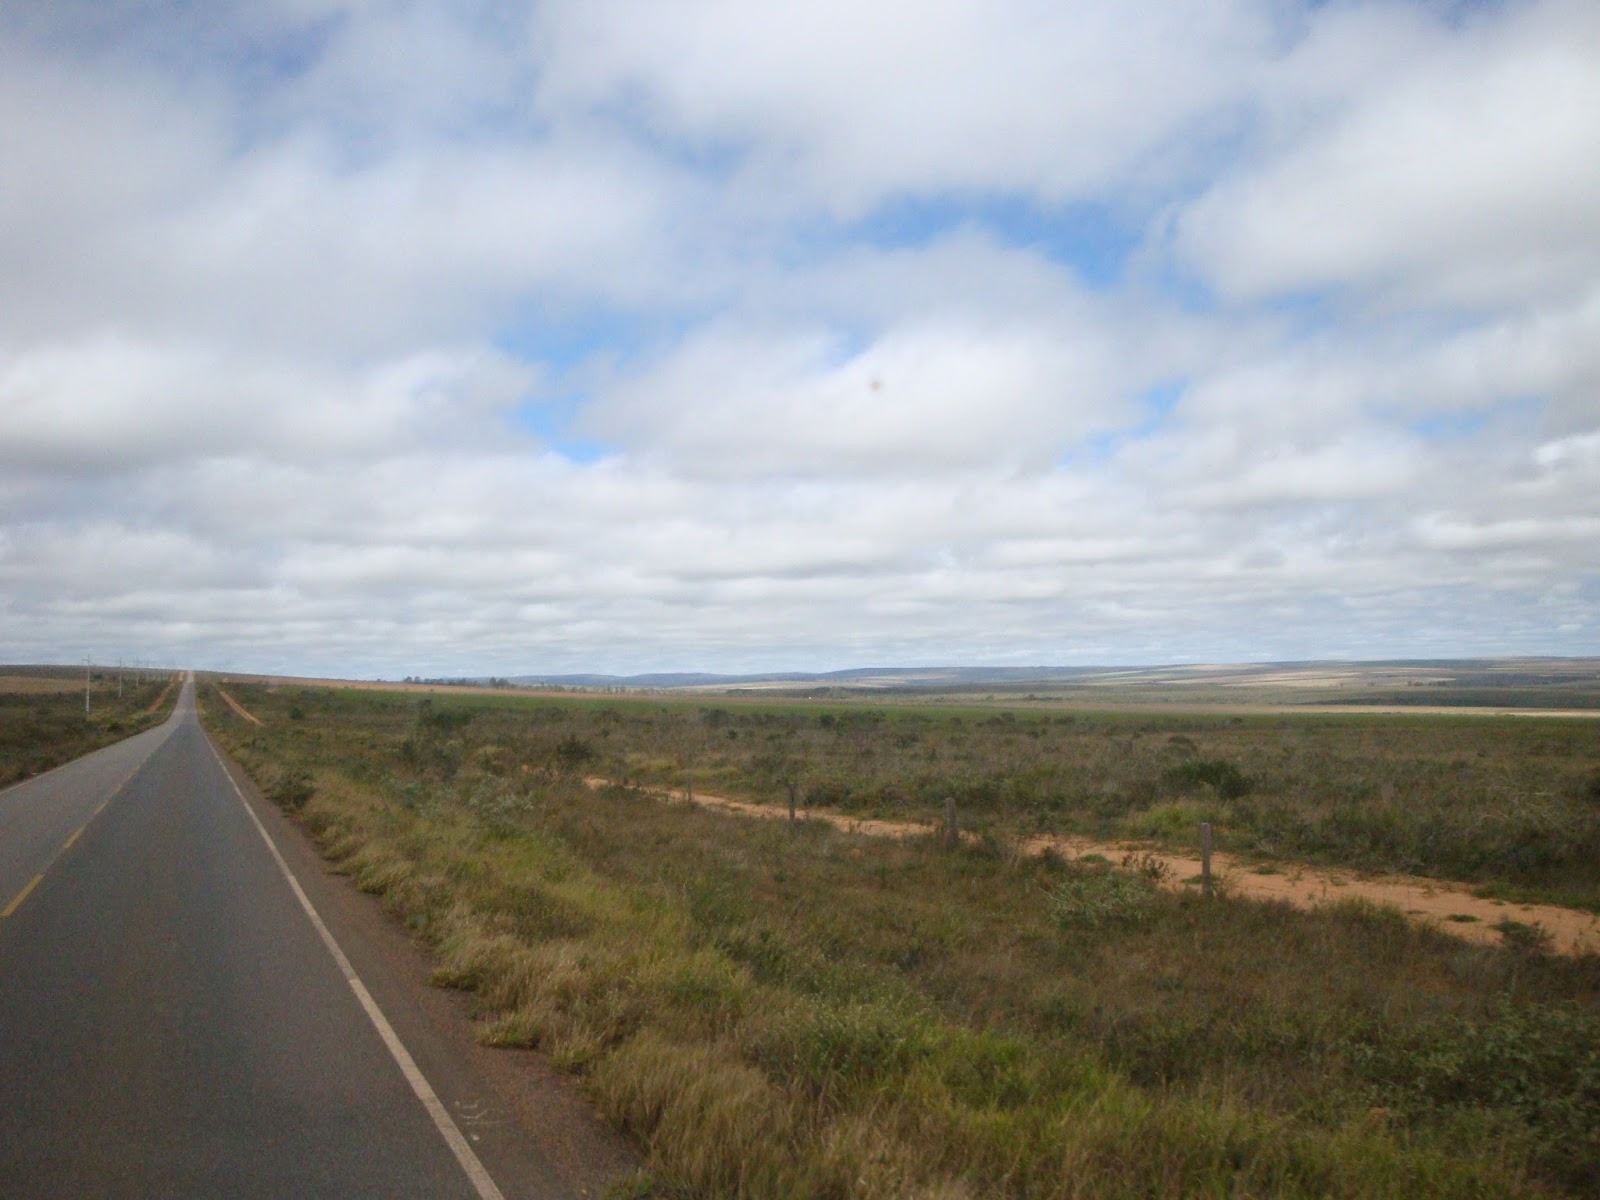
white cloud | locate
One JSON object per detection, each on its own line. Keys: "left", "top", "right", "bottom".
{"left": 583, "top": 315, "right": 1128, "bottom": 476}
{"left": 2, "top": 131, "right": 706, "bottom": 355}
{"left": 0, "top": 335, "right": 536, "bottom": 471}
{"left": 533, "top": 0, "right": 1280, "bottom": 212}
{"left": 1175, "top": 0, "right": 1600, "bottom": 308}
{"left": 1413, "top": 513, "right": 1600, "bottom": 553}
{"left": 1, "top": 1, "right": 1596, "bottom": 674}
{"left": 1533, "top": 428, "right": 1600, "bottom": 471}
{"left": 1191, "top": 437, "right": 1420, "bottom": 508}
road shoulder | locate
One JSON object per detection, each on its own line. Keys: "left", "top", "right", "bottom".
{"left": 206, "top": 733, "right": 641, "bottom": 1200}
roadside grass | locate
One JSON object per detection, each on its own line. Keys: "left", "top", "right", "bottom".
{"left": 0, "top": 671, "right": 178, "bottom": 787}
{"left": 219, "top": 681, "right": 1600, "bottom": 909}
{"left": 206, "top": 682, "right": 1600, "bottom": 1198}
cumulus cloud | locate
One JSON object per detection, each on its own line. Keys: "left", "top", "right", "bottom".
{"left": 583, "top": 315, "right": 1128, "bottom": 477}
{"left": 0, "top": 336, "right": 535, "bottom": 471}
{"left": 1175, "top": 0, "right": 1600, "bottom": 308}
{"left": 532, "top": 0, "right": 1281, "bottom": 211}
{"left": 0, "top": 0, "right": 1595, "bottom": 674}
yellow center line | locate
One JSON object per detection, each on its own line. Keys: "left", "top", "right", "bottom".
{"left": 1, "top": 767, "right": 142, "bottom": 919}
{"left": 2, "top": 874, "right": 45, "bottom": 919}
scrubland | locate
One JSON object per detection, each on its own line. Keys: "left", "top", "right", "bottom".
{"left": 204, "top": 682, "right": 1600, "bottom": 1198}
{"left": 0, "top": 669, "right": 176, "bottom": 787}
{"left": 565, "top": 696, "right": 1600, "bottom": 912}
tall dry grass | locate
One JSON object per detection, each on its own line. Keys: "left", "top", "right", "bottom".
{"left": 204, "top": 682, "right": 1600, "bottom": 1198}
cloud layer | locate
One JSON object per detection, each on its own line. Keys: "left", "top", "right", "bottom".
{"left": 2, "top": 0, "right": 1596, "bottom": 675}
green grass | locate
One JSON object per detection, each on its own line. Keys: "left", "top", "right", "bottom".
{"left": 204, "top": 681, "right": 1600, "bottom": 1198}
{"left": 0, "top": 671, "right": 178, "bottom": 787}
{"left": 282, "top": 684, "right": 1600, "bottom": 908}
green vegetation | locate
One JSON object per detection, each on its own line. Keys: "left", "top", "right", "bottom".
{"left": 223, "top": 683, "right": 1600, "bottom": 908}
{"left": 205, "top": 682, "right": 1600, "bottom": 1198}
{"left": 0, "top": 670, "right": 178, "bottom": 787}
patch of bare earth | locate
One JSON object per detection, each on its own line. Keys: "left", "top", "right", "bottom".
{"left": 588, "top": 778, "right": 1600, "bottom": 957}
{"left": 216, "top": 687, "right": 263, "bottom": 725}
{"left": 0, "top": 675, "right": 82, "bottom": 694}
{"left": 139, "top": 677, "right": 177, "bottom": 716}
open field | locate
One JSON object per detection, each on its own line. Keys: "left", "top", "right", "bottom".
{"left": 217, "top": 657, "right": 1600, "bottom": 716}
{"left": 588, "top": 777, "right": 1600, "bottom": 955}
{"left": 213, "top": 679, "right": 1600, "bottom": 911}
{"left": 201, "top": 678, "right": 1600, "bottom": 1198}
{"left": 0, "top": 667, "right": 180, "bottom": 788}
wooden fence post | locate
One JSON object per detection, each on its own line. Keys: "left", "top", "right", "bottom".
{"left": 788, "top": 781, "right": 797, "bottom": 823}
{"left": 1200, "top": 821, "right": 1213, "bottom": 898}
{"left": 944, "top": 796, "right": 957, "bottom": 847}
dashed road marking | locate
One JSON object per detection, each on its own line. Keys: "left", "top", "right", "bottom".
{"left": 2, "top": 874, "right": 44, "bottom": 919}
{"left": 1, "top": 770, "right": 140, "bottom": 919}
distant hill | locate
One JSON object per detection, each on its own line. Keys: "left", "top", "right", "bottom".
{"left": 505, "top": 666, "right": 1113, "bottom": 690}
{"left": 497, "top": 658, "right": 1600, "bottom": 708}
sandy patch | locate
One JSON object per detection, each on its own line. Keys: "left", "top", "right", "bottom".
{"left": 139, "top": 677, "right": 178, "bottom": 716}
{"left": 587, "top": 778, "right": 1600, "bottom": 957}
{"left": 216, "top": 687, "right": 263, "bottom": 725}
{"left": 0, "top": 675, "right": 83, "bottom": 694}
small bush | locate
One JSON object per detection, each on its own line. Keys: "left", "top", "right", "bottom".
{"left": 1123, "top": 799, "right": 1214, "bottom": 840}
{"left": 420, "top": 705, "right": 473, "bottom": 732}
{"left": 1349, "top": 1001, "right": 1600, "bottom": 1190}
{"left": 1165, "top": 758, "right": 1252, "bottom": 799}
{"left": 1121, "top": 849, "right": 1171, "bottom": 884}
{"left": 554, "top": 734, "right": 597, "bottom": 771}
{"left": 745, "top": 1002, "right": 934, "bottom": 1097}
{"left": 1494, "top": 919, "right": 1553, "bottom": 956}
{"left": 1049, "top": 866, "right": 1161, "bottom": 931}
{"left": 268, "top": 768, "right": 315, "bottom": 811}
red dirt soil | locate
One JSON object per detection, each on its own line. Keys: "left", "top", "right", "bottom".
{"left": 216, "top": 687, "right": 263, "bottom": 725}
{"left": 588, "top": 778, "right": 1600, "bottom": 957}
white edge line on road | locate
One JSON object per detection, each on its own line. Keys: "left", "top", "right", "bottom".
{"left": 204, "top": 736, "right": 508, "bottom": 1200}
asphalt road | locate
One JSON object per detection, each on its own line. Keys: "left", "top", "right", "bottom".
{"left": 0, "top": 677, "right": 585, "bottom": 1198}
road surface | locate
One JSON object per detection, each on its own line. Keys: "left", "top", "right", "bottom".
{"left": 0, "top": 676, "right": 608, "bottom": 1198}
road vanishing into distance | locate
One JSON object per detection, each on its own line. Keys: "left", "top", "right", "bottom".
{"left": 0, "top": 677, "right": 585, "bottom": 1198}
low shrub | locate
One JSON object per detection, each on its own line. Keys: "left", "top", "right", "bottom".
{"left": 554, "top": 734, "right": 597, "bottom": 770}
{"left": 1165, "top": 757, "right": 1252, "bottom": 799}
{"left": 1348, "top": 1002, "right": 1600, "bottom": 1191}
{"left": 267, "top": 768, "right": 315, "bottom": 811}
{"left": 1049, "top": 865, "right": 1162, "bottom": 931}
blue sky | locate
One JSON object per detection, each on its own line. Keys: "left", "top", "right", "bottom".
{"left": 1, "top": 0, "right": 1597, "bottom": 677}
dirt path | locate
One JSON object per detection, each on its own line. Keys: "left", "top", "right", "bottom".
{"left": 139, "top": 677, "right": 177, "bottom": 717}
{"left": 215, "top": 687, "right": 263, "bottom": 726}
{"left": 586, "top": 778, "right": 1600, "bottom": 956}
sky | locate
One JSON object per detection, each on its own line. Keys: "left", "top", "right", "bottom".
{"left": 1, "top": 0, "right": 1597, "bottom": 678}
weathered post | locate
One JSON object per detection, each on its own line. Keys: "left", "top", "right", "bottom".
{"left": 1200, "top": 821, "right": 1214, "bottom": 898}
{"left": 788, "top": 781, "right": 797, "bottom": 823}
{"left": 944, "top": 796, "right": 958, "bottom": 848}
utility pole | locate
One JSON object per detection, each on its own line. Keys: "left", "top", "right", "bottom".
{"left": 84, "top": 657, "right": 92, "bottom": 718}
